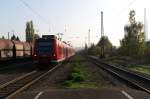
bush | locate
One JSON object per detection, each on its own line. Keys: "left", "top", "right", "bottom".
{"left": 71, "top": 73, "right": 85, "bottom": 82}
{"left": 63, "top": 63, "right": 85, "bottom": 87}
{"left": 63, "top": 80, "right": 72, "bottom": 86}
{"left": 71, "top": 66, "right": 80, "bottom": 73}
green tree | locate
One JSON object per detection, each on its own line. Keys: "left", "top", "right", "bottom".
{"left": 16, "top": 36, "right": 20, "bottom": 41}
{"left": 2, "top": 36, "right": 5, "bottom": 39}
{"left": 30, "top": 21, "right": 35, "bottom": 41}
{"left": 84, "top": 43, "right": 88, "bottom": 50}
{"left": 11, "top": 34, "right": 16, "bottom": 40}
{"left": 34, "top": 34, "right": 40, "bottom": 40}
{"left": 97, "top": 36, "right": 113, "bottom": 57}
{"left": 26, "top": 22, "right": 30, "bottom": 42}
{"left": 11, "top": 34, "right": 20, "bottom": 41}
{"left": 26, "top": 20, "right": 35, "bottom": 42}
{"left": 88, "top": 43, "right": 95, "bottom": 54}
{"left": 120, "top": 10, "right": 145, "bottom": 58}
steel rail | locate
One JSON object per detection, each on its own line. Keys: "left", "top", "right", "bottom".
{"left": 0, "top": 64, "right": 60, "bottom": 99}
{"left": 88, "top": 56, "right": 150, "bottom": 94}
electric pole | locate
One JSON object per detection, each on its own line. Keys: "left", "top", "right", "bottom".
{"left": 65, "top": 25, "right": 67, "bottom": 33}
{"left": 101, "top": 11, "right": 104, "bottom": 37}
{"left": 88, "top": 29, "right": 90, "bottom": 47}
{"left": 144, "top": 8, "right": 148, "bottom": 41}
{"left": 8, "top": 32, "right": 10, "bottom": 40}
{"left": 100, "top": 11, "right": 105, "bottom": 58}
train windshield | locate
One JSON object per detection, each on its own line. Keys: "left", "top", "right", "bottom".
{"left": 36, "top": 39, "right": 53, "bottom": 55}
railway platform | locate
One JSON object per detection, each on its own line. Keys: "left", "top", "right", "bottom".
{"left": 13, "top": 88, "right": 150, "bottom": 99}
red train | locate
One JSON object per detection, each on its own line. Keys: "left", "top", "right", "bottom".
{"left": 33, "top": 35, "right": 75, "bottom": 67}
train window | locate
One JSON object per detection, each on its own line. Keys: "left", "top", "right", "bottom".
{"left": 38, "top": 42, "right": 52, "bottom": 46}
{"left": 36, "top": 41, "right": 53, "bottom": 55}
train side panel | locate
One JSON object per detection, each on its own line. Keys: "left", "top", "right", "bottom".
{"left": 0, "top": 39, "right": 13, "bottom": 58}
{"left": 53, "top": 40, "right": 65, "bottom": 63}
{"left": 23, "top": 42, "right": 31, "bottom": 56}
{"left": 12, "top": 41, "right": 24, "bottom": 57}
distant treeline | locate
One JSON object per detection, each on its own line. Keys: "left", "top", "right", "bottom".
{"left": 86, "top": 10, "right": 150, "bottom": 60}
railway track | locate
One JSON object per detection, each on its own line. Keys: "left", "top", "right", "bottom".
{"left": 88, "top": 56, "right": 150, "bottom": 94}
{"left": 0, "top": 64, "right": 61, "bottom": 99}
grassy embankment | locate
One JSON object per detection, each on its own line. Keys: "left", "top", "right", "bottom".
{"left": 128, "top": 66, "right": 150, "bottom": 75}
{"left": 103, "top": 56, "right": 150, "bottom": 75}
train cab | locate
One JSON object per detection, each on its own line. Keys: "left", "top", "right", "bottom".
{"left": 33, "top": 35, "right": 56, "bottom": 64}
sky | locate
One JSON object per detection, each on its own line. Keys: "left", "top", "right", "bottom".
{"left": 0, "top": 0, "right": 150, "bottom": 49}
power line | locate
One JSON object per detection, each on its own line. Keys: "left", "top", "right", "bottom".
{"left": 110, "top": 0, "right": 137, "bottom": 26}
{"left": 119, "top": 0, "right": 137, "bottom": 15}
{"left": 19, "top": 0, "right": 50, "bottom": 25}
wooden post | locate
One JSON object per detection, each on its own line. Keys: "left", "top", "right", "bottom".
{"left": 0, "top": 50, "right": 1, "bottom": 59}
{"left": 30, "top": 46, "right": 32, "bottom": 56}
{"left": 13, "top": 45, "right": 16, "bottom": 59}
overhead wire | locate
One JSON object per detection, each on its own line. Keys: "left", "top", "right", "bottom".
{"left": 111, "top": 0, "right": 138, "bottom": 24}
{"left": 19, "top": 0, "right": 50, "bottom": 25}
{"left": 118, "top": 0, "right": 137, "bottom": 15}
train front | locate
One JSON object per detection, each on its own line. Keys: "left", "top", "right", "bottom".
{"left": 33, "top": 35, "right": 56, "bottom": 66}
